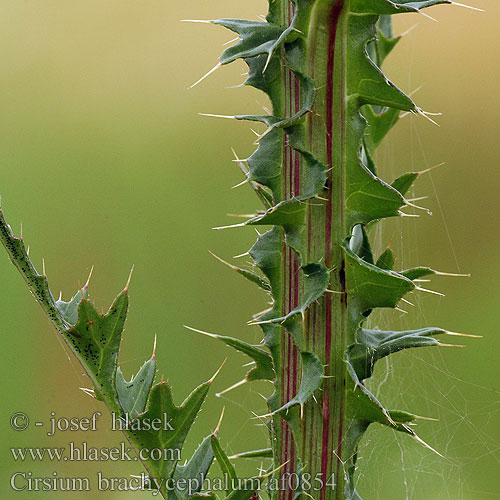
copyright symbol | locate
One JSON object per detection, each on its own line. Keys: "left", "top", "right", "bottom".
{"left": 11, "top": 412, "right": 29, "bottom": 431}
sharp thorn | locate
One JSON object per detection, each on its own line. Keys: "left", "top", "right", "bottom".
{"left": 209, "top": 358, "right": 227, "bottom": 384}
{"left": 183, "top": 324, "right": 219, "bottom": 339}
{"left": 416, "top": 286, "right": 445, "bottom": 297}
{"left": 213, "top": 222, "right": 247, "bottom": 230}
{"left": 445, "top": 331, "right": 482, "bottom": 338}
{"left": 79, "top": 387, "right": 96, "bottom": 399}
{"left": 399, "top": 24, "right": 418, "bottom": 38}
{"left": 418, "top": 10, "right": 439, "bottom": 23}
{"left": 189, "top": 62, "right": 222, "bottom": 89}
{"left": 124, "top": 265, "right": 135, "bottom": 292}
{"left": 415, "top": 107, "right": 441, "bottom": 126}
{"left": 231, "top": 178, "right": 250, "bottom": 189}
{"left": 181, "top": 19, "right": 212, "bottom": 24}
{"left": 223, "top": 36, "right": 240, "bottom": 46}
{"left": 214, "top": 407, "right": 225, "bottom": 435}
{"left": 199, "top": 112, "right": 236, "bottom": 120}
{"left": 152, "top": 334, "right": 158, "bottom": 360}
{"left": 433, "top": 270, "right": 470, "bottom": 278}
{"left": 451, "top": 2, "right": 484, "bottom": 12}
{"left": 409, "top": 428, "right": 444, "bottom": 458}
{"left": 400, "top": 297, "right": 415, "bottom": 307}
{"left": 233, "top": 251, "right": 249, "bottom": 259}
{"left": 418, "top": 162, "right": 446, "bottom": 175}
{"left": 216, "top": 378, "right": 246, "bottom": 398}
{"left": 84, "top": 265, "right": 94, "bottom": 290}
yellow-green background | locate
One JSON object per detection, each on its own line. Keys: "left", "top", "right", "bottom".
{"left": 0, "top": 1, "right": 498, "bottom": 498}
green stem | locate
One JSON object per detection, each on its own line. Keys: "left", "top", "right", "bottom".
{"left": 302, "top": 1, "right": 348, "bottom": 499}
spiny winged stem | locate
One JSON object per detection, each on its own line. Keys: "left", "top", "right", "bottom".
{"left": 0, "top": 1, "right": 477, "bottom": 500}
{"left": 202, "top": 0, "right": 474, "bottom": 499}
{"left": 0, "top": 207, "right": 220, "bottom": 499}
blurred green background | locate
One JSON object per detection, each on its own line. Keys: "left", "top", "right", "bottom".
{"left": 0, "top": 1, "right": 498, "bottom": 498}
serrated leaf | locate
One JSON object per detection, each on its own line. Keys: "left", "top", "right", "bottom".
{"left": 346, "top": 354, "right": 416, "bottom": 432}
{"left": 272, "top": 352, "right": 323, "bottom": 414}
{"left": 187, "top": 327, "right": 275, "bottom": 382}
{"left": 376, "top": 248, "right": 395, "bottom": 270}
{"left": 229, "top": 448, "right": 273, "bottom": 460}
{"left": 349, "top": 225, "right": 374, "bottom": 264}
{"left": 246, "top": 128, "right": 282, "bottom": 200}
{"left": 246, "top": 200, "right": 305, "bottom": 228}
{"left": 56, "top": 287, "right": 89, "bottom": 326}
{"left": 260, "top": 262, "right": 329, "bottom": 325}
{"left": 0, "top": 208, "right": 70, "bottom": 331}
{"left": 211, "top": 434, "right": 238, "bottom": 495}
{"left": 344, "top": 243, "right": 415, "bottom": 330}
{"left": 363, "top": 106, "right": 400, "bottom": 154}
{"left": 351, "top": 0, "right": 450, "bottom": 15}
{"left": 171, "top": 435, "right": 214, "bottom": 500}
{"left": 249, "top": 227, "right": 282, "bottom": 299}
{"left": 400, "top": 266, "right": 437, "bottom": 280}
{"left": 130, "top": 380, "right": 212, "bottom": 494}
{"left": 66, "top": 293, "right": 128, "bottom": 402}
{"left": 391, "top": 172, "right": 419, "bottom": 196}
{"left": 214, "top": 19, "right": 286, "bottom": 66}
{"left": 211, "top": 253, "right": 271, "bottom": 293}
{"left": 116, "top": 357, "right": 156, "bottom": 419}
{"left": 350, "top": 327, "right": 446, "bottom": 379}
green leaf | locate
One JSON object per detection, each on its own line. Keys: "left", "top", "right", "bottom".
{"left": 228, "top": 448, "right": 273, "bottom": 460}
{"left": 400, "top": 266, "right": 437, "bottom": 280}
{"left": 116, "top": 356, "right": 157, "bottom": 419}
{"left": 0, "top": 207, "right": 70, "bottom": 331}
{"left": 246, "top": 200, "right": 306, "bottom": 228}
{"left": 66, "top": 292, "right": 128, "bottom": 403}
{"left": 344, "top": 242, "right": 415, "bottom": 330}
{"left": 349, "top": 225, "right": 374, "bottom": 264}
{"left": 186, "top": 326, "right": 275, "bottom": 382}
{"left": 56, "top": 287, "right": 89, "bottom": 326}
{"left": 364, "top": 106, "right": 400, "bottom": 154}
{"left": 210, "top": 252, "right": 271, "bottom": 293}
{"left": 272, "top": 352, "right": 323, "bottom": 414}
{"left": 214, "top": 19, "right": 286, "bottom": 66}
{"left": 376, "top": 248, "right": 395, "bottom": 271}
{"left": 172, "top": 435, "right": 215, "bottom": 500}
{"left": 351, "top": 0, "right": 451, "bottom": 15}
{"left": 346, "top": 354, "right": 416, "bottom": 432}
{"left": 129, "top": 380, "right": 213, "bottom": 494}
{"left": 249, "top": 227, "right": 282, "bottom": 299}
{"left": 258, "top": 262, "right": 329, "bottom": 325}
{"left": 211, "top": 434, "right": 238, "bottom": 494}
{"left": 350, "top": 327, "right": 447, "bottom": 379}
{"left": 391, "top": 172, "right": 419, "bottom": 196}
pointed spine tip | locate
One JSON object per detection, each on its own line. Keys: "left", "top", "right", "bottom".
{"left": 451, "top": 2, "right": 484, "bottom": 12}
{"left": 152, "top": 334, "right": 158, "bottom": 360}
{"left": 216, "top": 378, "right": 247, "bottom": 398}
{"left": 418, "top": 162, "right": 446, "bottom": 176}
{"left": 437, "top": 342, "right": 466, "bottom": 348}
{"left": 445, "top": 331, "right": 482, "bottom": 339}
{"left": 123, "top": 265, "right": 135, "bottom": 293}
{"left": 214, "top": 406, "right": 225, "bottom": 435}
{"left": 80, "top": 387, "right": 96, "bottom": 399}
{"left": 209, "top": 358, "right": 227, "bottom": 384}
{"left": 183, "top": 325, "right": 219, "bottom": 339}
{"left": 188, "top": 62, "right": 222, "bottom": 89}
{"left": 84, "top": 265, "right": 94, "bottom": 290}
